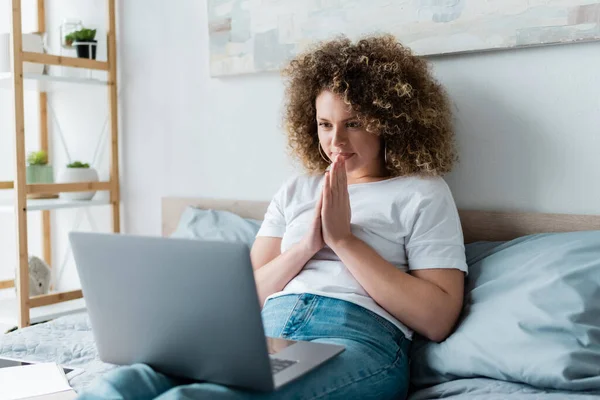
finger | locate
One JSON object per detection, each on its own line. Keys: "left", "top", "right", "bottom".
{"left": 340, "top": 158, "right": 348, "bottom": 192}
{"left": 336, "top": 159, "right": 346, "bottom": 203}
{"left": 345, "top": 173, "right": 351, "bottom": 221}
{"left": 323, "top": 171, "right": 331, "bottom": 212}
{"left": 331, "top": 160, "right": 342, "bottom": 198}
{"left": 337, "top": 159, "right": 345, "bottom": 192}
{"left": 330, "top": 160, "right": 336, "bottom": 190}
{"left": 336, "top": 159, "right": 349, "bottom": 218}
{"left": 329, "top": 161, "right": 333, "bottom": 188}
{"left": 330, "top": 160, "right": 337, "bottom": 198}
{"left": 315, "top": 182, "right": 324, "bottom": 215}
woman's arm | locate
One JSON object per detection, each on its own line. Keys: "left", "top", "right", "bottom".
{"left": 250, "top": 189, "right": 325, "bottom": 306}
{"left": 322, "top": 158, "right": 464, "bottom": 342}
{"left": 329, "top": 237, "right": 464, "bottom": 342}
{"left": 250, "top": 237, "right": 316, "bottom": 306}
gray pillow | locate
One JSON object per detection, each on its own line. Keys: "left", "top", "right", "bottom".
{"left": 410, "top": 230, "right": 600, "bottom": 391}
{"left": 170, "top": 206, "right": 262, "bottom": 249}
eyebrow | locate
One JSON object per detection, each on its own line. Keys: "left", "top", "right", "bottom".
{"left": 316, "top": 117, "right": 358, "bottom": 122}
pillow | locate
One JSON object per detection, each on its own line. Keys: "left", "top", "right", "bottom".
{"left": 410, "top": 230, "right": 600, "bottom": 391}
{"left": 170, "top": 206, "right": 262, "bottom": 249}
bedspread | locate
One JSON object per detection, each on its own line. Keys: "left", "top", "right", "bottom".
{"left": 0, "top": 313, "right": 116, "bottom": 392}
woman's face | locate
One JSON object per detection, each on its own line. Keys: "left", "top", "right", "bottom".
{"left": 316, "top": 90, "right": 385, "bottom": 181}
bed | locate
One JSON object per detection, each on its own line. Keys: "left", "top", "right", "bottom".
{"left": 0, "top": 197, "right": 599, "bottom": 399}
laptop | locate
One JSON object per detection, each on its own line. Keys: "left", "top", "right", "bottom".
{"left": 69, "top": 232, "right": 344, "bottom": 392}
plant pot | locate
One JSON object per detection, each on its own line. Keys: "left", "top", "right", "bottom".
{"left": 74, "top": 40, "right": 97, "bottom": 60}
{"left": 26, "top": 165, "right": 53, "bottom": 184}
{"left": 26, "top": 165, "right": 57, "bottom": 199}
{"left": 57, "top": 167, "right": 99, "bottom": 201}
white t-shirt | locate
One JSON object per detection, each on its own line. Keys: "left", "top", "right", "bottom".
{"left": 256, "top": 174, "right": 468, "bottom": 339}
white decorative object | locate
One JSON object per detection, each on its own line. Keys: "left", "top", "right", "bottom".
{"left": 57, "top": 166, "right": 99, "bottom": 201}
{"left": 0, "top": 33, "right": 45, "bottom": 74}
{"left": 60, "top": 18, "right": 83, "bottom": 48}
{"left": 26, "top": 255, "right": 51, "bottom": 296}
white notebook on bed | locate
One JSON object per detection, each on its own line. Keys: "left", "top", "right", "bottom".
{"left": 0, "top": 362, "right": 76, "bottom": 400}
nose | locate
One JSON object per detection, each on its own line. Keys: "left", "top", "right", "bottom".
{"left": 331, "top": 126, "right": 348, "bottom": 148}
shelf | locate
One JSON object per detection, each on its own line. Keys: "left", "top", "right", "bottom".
{"left": 0, "top": 181, "right": 112, "bottom": 194}
{"left": 0, "top": 295, "right": 86, "bottom": 329}
{"left": 0, "top": 72, "right": 107, "bottom": 92}
{"left": 0, "top": 198, "right": 109, "bottom": 213}
{"left": 21, "top": 51, "right": 109, "bottom": 71}
{"left": 27, "top": 181, "right": 112, "bottom": 195}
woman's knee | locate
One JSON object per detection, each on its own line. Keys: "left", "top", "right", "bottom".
{"left": 79, "top": 364, "right": 178, "bottom": 399}
{"left": 252, "top": 338, "right": 407, "bottom": 400}
{"left": 157, "top": 382, "right": 253, "bottom": 400}
{"left": 104, "top": 363, "right": 163, "bottom": 385}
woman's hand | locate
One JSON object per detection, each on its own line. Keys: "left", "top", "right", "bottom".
{"left": 300, "top": 187, "right": 325, "bottom": 255}
{"left": 322, "top": 157, "right": 353, "bottom": 249}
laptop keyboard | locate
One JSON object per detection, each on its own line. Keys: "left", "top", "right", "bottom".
{"left": 270, "top": 358, "right": 297, "bottom": 374}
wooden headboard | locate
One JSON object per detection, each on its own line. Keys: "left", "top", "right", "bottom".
{"left": 161, "top": 197, "right": 600, "bottom": 243}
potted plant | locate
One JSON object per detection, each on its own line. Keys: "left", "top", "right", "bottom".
{"left": 64, "top": 32, "right": 75, "bottom": 48}
{"left": 57, "top": 161, "right": 99, "bottom": 201}
{"left": 26, "top": 150, "right": 52, "bottom": 183}
{"left": 26, "top": 150, "right": 56, "bottom": 199}
{"left": 71, "top": 28, "right": 97, "bottom": 60}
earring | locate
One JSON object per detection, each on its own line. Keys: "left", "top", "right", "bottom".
{"left": 319, "top": 144, "right": 331, "bottom": 164}
{"left": 383, "top": 142, "right": 388, "bottom": 164}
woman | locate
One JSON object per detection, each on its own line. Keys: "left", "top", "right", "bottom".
{"left": 78, "top": 34, "right": 467, "bottom": 400}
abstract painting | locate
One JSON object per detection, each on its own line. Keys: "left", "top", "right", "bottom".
{"left": 207, "top": 0, "right": 600, "bottom": 76}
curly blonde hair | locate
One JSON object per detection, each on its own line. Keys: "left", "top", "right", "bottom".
{"left": 282, "top": 34, "right": 457, "bottom": 176}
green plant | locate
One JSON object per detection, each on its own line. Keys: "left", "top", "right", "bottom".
{"left": 27, "top": 150, "right": 48, "bottom": 166}
{"left": 67, "top": 161, "right": 90, "bottom": 168}
{"left": 72, "top": 28, "right": 96, "bottom": 42}
{"left": 64, "top": 32, "right": 76, "bottom": 46}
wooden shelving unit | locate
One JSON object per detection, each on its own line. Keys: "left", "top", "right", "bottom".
{"left": 0, "top": 197, "right": 110, "bottom": 213}
{"left": 0, "top": 0, "right": 121, "bottom": 329}
{"left": 0, "top": 72, "right": 107, "bottom": 91}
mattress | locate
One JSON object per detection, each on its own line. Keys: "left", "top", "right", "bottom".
{"left": 408, "top": 379, "right": 600, "bottom": 400}
{"left": 0, "top": 313, "right": 116, "bottom": 392}
{"left": 2, "top": 314, "right": 599, "bottom": 398}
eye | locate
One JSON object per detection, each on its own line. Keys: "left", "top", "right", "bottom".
{"left": 318, "top": 122, "right": 332, "bottom": 128}
{"left": 346, "top": 121, "right": 361, "bottom": 128}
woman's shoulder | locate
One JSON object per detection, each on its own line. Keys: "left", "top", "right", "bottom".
{"left": 271, "top": 173, "right": 323, "bottom": 205}
{"left": 379, "top": 174, "right": 450, "bottom": 196}
{"left": 383, "top": 175, "right": 454, "bottom": 207}
{"left": 278, "top": 173, "right": 324, "bottom": 192}
{"left": 402, "top": 175, "right": 450, "bottom": 194}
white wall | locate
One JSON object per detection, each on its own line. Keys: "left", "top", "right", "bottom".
{"left": 437, "top": 45, "right": 600, "bottom": 214}
{"left": 120, "top": 0, "right": 600, "bottom": 237}
{"left": 119, "top": 0, "right": 295, "bottom": 236}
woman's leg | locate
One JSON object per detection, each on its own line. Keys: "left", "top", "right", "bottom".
{"left": 76, "top": 363, "right": 183, "bottom": 399}
{"left": 156, "top": 335, "right": 409, "bottom": 400}
{"left": 155, "top": 294, "right": 410, "bottom": 400}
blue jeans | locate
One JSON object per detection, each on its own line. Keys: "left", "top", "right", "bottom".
{"left": 77, "top": 294, "right": 410, "bottom": 400}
